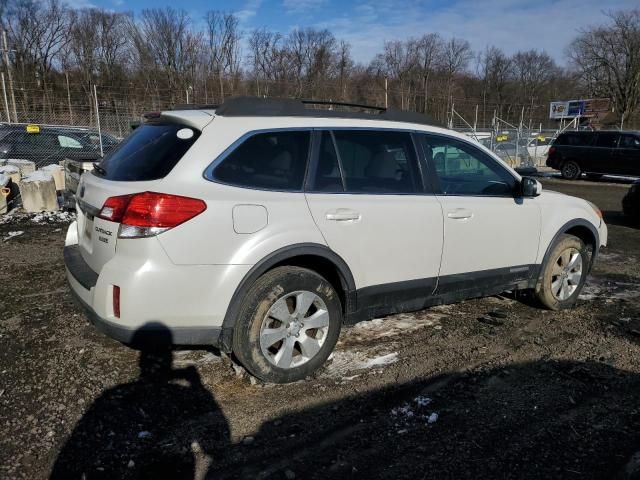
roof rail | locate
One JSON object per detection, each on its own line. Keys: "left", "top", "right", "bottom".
{"left": 172, "top": 103, "right": 219, "bottom": 110}
{"left": 212, "top": 96, "right": 443, "bottom": 127}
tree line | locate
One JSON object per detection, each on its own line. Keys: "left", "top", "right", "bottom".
{"left": 0, "top": 0, "right": 638, "bottom": 130}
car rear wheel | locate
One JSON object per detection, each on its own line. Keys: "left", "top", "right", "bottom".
{"left": 561, "top": 161, "right": 581, "bottom": 180}
{"left": 536, "top": 234, "right": 589, "bottom": 310}
{"left": 232, "top": 266, "right": 342, "bottom": 383}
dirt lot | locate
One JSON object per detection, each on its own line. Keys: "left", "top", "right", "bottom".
{"left": 1, "top": 177, "right": 640, "bottom": 480}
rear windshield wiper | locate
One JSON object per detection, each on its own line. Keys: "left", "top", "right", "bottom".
{"left": 93, "top": 162, "right": 107, "bottom": 176}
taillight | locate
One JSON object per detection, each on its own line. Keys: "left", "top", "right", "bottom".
{"left": 97, "top": 194, "right": 133, "bottom": 222}
{"left": 98, "top": 192, "right": 207, "bottom": 238}
{"left": 548, "top": 146, "right": 556, "bottom": 156}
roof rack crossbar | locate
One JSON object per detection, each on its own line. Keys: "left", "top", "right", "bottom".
{"left": 301, "top": 99, "right": 386, "bottom": 112}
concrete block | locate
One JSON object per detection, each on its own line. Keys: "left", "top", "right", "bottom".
{"left": 18, "top": 171, "right": 59, "bottom": 212}
{"left": 0, "top": 165, "right": 20, "bottom": 184}
{"left": 41, "top": 164, "right": 65, "bottom": 191}
{"left": 7, "top": 159, "right": 36, "bottom": 177}
{"left": 0, "top": 173, "right": 9, "bottom": 214}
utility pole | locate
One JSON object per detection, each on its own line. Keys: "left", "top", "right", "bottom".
{"left": 93, "top": 85, "right": 103, "bottom": 157}
{"left": 1, "top": 73, "right": 9, "bottom": 122}
{"left": 65, "top": 73, "right": 73, "bottom": 123}
{"left": 2, "top": 30, "right": 17, "bottom": 123}
{"left": 384, "top": 76, "right": 388, "bottom": 109}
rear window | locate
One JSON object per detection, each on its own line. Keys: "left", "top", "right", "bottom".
{"left": 95, "top": 123, "right": 200, "bottom": 181}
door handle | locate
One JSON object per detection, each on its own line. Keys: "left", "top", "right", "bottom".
{"left": 447, "top": 208, "right": 473, "bottom": 220}
{"left": 325, "top": 209, "right": 361, "bottom": 221}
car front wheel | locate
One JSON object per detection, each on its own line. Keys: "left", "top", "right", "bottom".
{"left": 232, "top": 266, "right": 342, "bottom": 383}
{"left": 536, "top": 234, "right": 590, "bottom": 310}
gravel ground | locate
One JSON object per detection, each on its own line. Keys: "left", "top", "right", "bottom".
{"left": 1, "top": 177, "right": 640, "bottom": 479}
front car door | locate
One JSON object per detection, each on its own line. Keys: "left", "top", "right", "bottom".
{"left": 305, "top": 129, "right": 444, "bottom": 317}
{"left": 616, "top": 134, "right": 640, "bottom": 176}
{"left": 418, "top": 133, "right": 541, "bottom": 298}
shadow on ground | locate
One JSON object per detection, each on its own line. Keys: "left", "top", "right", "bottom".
{"left": 49, "top": 324, "right": 640, "bottom": 480}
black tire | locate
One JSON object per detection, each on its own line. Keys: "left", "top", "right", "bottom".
{"left": 585, "top": 173, "right": 603, "bottom": 180}
{"left": 561, "top": 160, "right": 581, "bottom": 180}
{"left": 536, "top": 234, "right": 590, "bottom": 310}
{"left": 232, "top": 266, "right": 342, "bottom": 383}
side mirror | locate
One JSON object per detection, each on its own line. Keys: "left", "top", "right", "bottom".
{"left": 520, "top": 176, "right": 542, "bottom": 197}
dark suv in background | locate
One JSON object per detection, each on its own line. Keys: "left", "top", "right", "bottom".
{"left": 547, "top": 130, "right": 640, "bottom": 180}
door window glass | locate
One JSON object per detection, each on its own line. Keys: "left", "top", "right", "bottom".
{"left": 58, "top": 135, "right": 83, "bottom": 149}
{"left": 595, "top": 133, "right": 619, "bottom": 148}
{"left": 422, "top": 134, "right": 516, "bottom": 196}
{"left": 332, "top": 130, "right": 419, "bottom": 194}
{"left": 212, "top": 130, "right": 310, "bottom": 191}
{"left": 620, "top": 135, "right": 640, "bottom": 149}
{"left": 309, "top": 131, "right": 343, "bottom": 192}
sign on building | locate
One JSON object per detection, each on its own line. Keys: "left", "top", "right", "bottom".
{"left": 549, "top": 98, "right": 610, "bottom": 120}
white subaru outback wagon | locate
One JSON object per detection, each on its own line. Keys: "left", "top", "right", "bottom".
{"left": 64, "top": 97, "right": 607, "bottom": 383}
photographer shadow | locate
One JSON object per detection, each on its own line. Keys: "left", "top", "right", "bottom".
{"left": 50, "top": 323, "right": 229, "bottom": 480}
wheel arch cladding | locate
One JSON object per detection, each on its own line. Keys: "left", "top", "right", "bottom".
{"left": 539, "top": 219, "right": 599, "bottom": 284}
{"left": 218, "top": 243, "right": 356, "bottom": 351}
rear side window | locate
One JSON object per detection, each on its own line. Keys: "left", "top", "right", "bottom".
{"left": 595, "top": 133, "right": 619, "bottom": 148}
{"left": 212, "top": 131, "right": 310, "bottom": 191}
{"left": 96, "top": 123, "right": 200, "bottom": 181}
{"left": 331, "top": 130, "right": 420, "bottom": 194}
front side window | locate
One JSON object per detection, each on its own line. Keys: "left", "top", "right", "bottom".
{"left": 58, "top": 135, "right": 83, "bottom": 149}
{"left": 331, "top": 130, "right": 420, "bottom": 194}
{"left": 213, "top": 130, "right": 310, "bottom": 191}
{"left": 620, "top": 135, "right": 640, "bottom": 149}
{"left": 422, "top": 134, "right": 516, "bottom": 196}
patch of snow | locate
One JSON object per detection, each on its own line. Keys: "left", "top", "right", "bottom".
{"left": 427, "top": 412, "right": 438, "bottom": 424}
{"left": 580, "top": 277, "right": 640, "bottom": 301}
{"left": 41, "top": 164, "right": 63, "bottom": 172}
{"left": 0, "top": 165, "right": 19, "bottom": 174}
{"left": 349, "top": 312, "right": 445, "bottom": 341}
{"left": 0, "top": 174, "right": 9, "bottom": 187}
{"left": 22, "top": 171, "right": 53, "bottom": 183}
{"left": 392, "top": 396, "right": 439, "bottom": 429}
{"left": 324, "top": 350, "right": 399, "bottom": 377}
{"left": 2, "top": 230, "right": 23, "bottom": 241}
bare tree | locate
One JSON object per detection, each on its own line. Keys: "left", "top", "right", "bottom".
{"left": 569, "top": 9, "right": 640, "bottom": 124}
{"left": 205, "top": 11, "right": 240, "bottom": 101}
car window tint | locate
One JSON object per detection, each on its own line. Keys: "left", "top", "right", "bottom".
{"left": 309, "top": 131, "right": 343, "bottom": 192}
{"left": 620, "top": 135, "right": 640, "bottom": 148}
{"left": 423, "top": 134, "right": 516, "bottom": 196}
{"left": 557, "top": 133, "right": 592, "bottom": 146}
{"left": 213, "top": 130, "right": 310, "bottom": 191}
{"left": 58, "top": 135, "right": 83, "bottom": 148}
{"left": 332, "top": 130, "right": 419, "bottom": 194}
{"left": 595, "top": 133, "right": 619, "bottom": 148}
{"left": 97, "top": 123, "right": 200, "bottom": 181}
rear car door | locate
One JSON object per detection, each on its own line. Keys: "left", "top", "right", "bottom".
{"left": 616, "top": 134, "right": 640, "bottom": 176}
{"left": 419, "top": 133, "right": 540, "bottom": 296}
{"left": 305, "top": 130, "right": 444, "bottom": 311}
{"left": 589, "top": 132, "right": 620, "bottom": 174}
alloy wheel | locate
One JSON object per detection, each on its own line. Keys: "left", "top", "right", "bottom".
{"left": 259, "top": 291, "right": 330, "bottom": 369}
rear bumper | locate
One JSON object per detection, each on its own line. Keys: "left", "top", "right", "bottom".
{"left": 64, "top": 243, "right": 231, "bottom": 347}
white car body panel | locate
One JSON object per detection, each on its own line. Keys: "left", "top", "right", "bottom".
{"left": 63, "top": 106, "right": 607, "bottom": 346}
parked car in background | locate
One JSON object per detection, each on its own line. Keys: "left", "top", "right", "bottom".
{"left": 64, "top": 96, "right": 607, "bottom": 383}
{"left": 622, "top": 180, "right": 640, "bottom": 220}
{"left": 547, "top": 130, "right": 640, "bottom": 180}
{"left": 493, "top": 142, "right": 531, "bottom": 166}
{"left": 0, "top": 123, "right": 119, "bottom": 167}
{"left": 522, "top": 136, "right": 552, "bottom": 158}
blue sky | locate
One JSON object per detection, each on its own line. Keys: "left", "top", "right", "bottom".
{"left": 67, "top": 0, "right": 639, "bottom": 64}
